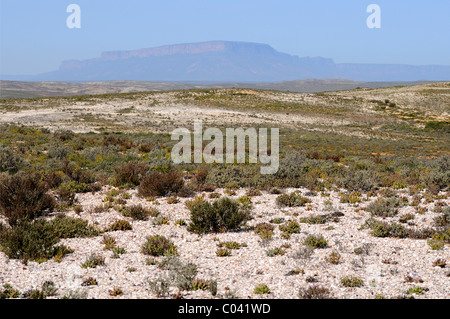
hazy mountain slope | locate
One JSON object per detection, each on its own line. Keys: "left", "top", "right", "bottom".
{"left": 3, "top": 41, "right": 449, "bottom": 82}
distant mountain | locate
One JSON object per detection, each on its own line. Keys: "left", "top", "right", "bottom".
{"left": 2, "top": 41, "right": 450, "bottom": 82}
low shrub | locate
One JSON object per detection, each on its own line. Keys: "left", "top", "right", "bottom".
{"left": 254, "top": 223, "right": 275, "bottom": 240}
{"left": 0, "top": 145, "right": 24, "bottom": 174}
{"left": 276, "top": 193, "right": 311, "bottom": 207}
{"left": 266, "top": 247, "right": 286, "bottom": 257}
{"left": 279, "top": 221, "right": 301, "bottom": 239}
{"left": 138, "top": 169, "right": 184, "bottom": 197}
{"left": 121, "top": 204, "right": 153, "bottom": 220}
{"left": 325, "top": 251, "right": 342, "bottom": 264}
{"left": 113, "top": 162, "right": 148, "bottom": 187}
{"left": 187, "top": 197, "right": 250, "bottom": 234}
{"left": 108, "top": 220, "right": 132, "bottom": 232}
{"left": 298, "top": 215, "right": 327, "bottom": 224}
{"left": 216, "top": 248, "right": 232, "bottom": 257}
{"left": 0, "top": 284, "right": 21, "bottom": 299}
{"left": 302, "top": 234, "right": 328, "bottom": 249}
{"left": 253, "top": 284, "right": 271, "bottom": 295}
{"left": 336, "top": 169, "right": 378, "bottom": 192}
{"left": 141, "top": 235, "right": 178, "bottom": 256}
{"left": 366, "top": 197, "right": 403, "bottom": 217}
{"left": 298, "top": 285, "right": 332, "bottom": 299}
{"left": 0, "top": 220, "right": 71, "bottom": 262}
{"left": 0, "top": 173, "right": 56, "bottom": 225}
{"left": 341, "top": 275, "right": 364, "bottom": 288}
{"left": 81, "top": 253, "right": 105, "bottom": 269}
{"left": 49, "top": 215, "right": 99, "bottom": 238}
{"left": 363, "top": 218, "right": 409, "bottom": 238}
{"left": 156, "top": 256, "right": 198, "bottom": 291}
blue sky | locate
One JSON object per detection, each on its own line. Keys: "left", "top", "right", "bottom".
{"left": 1, "top": 0, "right": 449, "bottom": 75}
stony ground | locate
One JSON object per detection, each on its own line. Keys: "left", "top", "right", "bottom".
{"left": 0, "top": 186, "right": 448, "bottom": 299}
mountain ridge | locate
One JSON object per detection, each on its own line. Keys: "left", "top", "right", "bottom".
{"left": 2, "top": 41, "right": 450, "bottom": 82}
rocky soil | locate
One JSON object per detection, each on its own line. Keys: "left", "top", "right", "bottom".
{"left": 0, "top": 186, "right": 448, "bottom": 299}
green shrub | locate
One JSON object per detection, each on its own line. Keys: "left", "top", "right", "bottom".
{"left": 0, "top": 145, "right": 24, "bottom": 174}
{"left": 302, "top": 234, "right": 328, "bottom": 249}
{"left": 0, "top": 220, "right": 71, "bottom": 262}
{"left": 187, "top": 197, "right": 250, "bottom": 234}
{"left": 253, "top": 284, "right": 271, "bottom": 295}
{"left": 434, "top": 207, "right": 450, "bottom": 227}
{"left": 49, "top": 215, "right": 99, "bottom": 238}
{"left": 138, "top": 169, "right": 184, "bottom": 197}
{"left": 339, "top": 192, "right": 362, "bottom": 204}
{"left": 363, "top": 218, "right": 409, "bottom": 238}
{"left": 113, "top": 162, "right": 148, "bottom": 187}
{"left": 298, "top": 215, "right": 327, "bottom": 224}
{"left": 81, "top": 253, "right": 105, "bottom": 268}
{"left": 121, "top": 204, "right": 153, "bottom": 220}
{"left": 216, "top": 248, "right": 232, "bottom": 257}
{"left": 366, "top": 197, "right": 403, "bottom": 217}
{"left": 56, "top": 181, "right": 88, "bottom": 206}
{"left": 276, "top": 193, "right": 311, "bottom": 207}
{"left": 270, "top": 217, "right": 285, "bottom": 224}
{"left": 82, "top": 277, "right": 98, "bottom": 286}
{"left": 266, "top": 247, "right": 286, "bottom": 257}
{"left": 175, "top": 219, "right": 186, "bottom": 226}
{"left": 0, "top": 173, "right": 56, "bottom": 225}
{"left": 254, "top": 223, "right": 275, "bottom": 240}
{"left": 112, "top": 246, "right": 126, "bottom": 255}
{"left": 156, "top": 256, "right": 198, "bottom": 291}
{"left": 0, "top": 284, "right": 21, "bottom": 299}
{"left": 279, "top": 221, "right": 300, "bottom": 234}
{"left": 217, "top": 241, "right": 245, "bottom": 250}
{"left": 406, "top": 286, "right": 428, "bottom": 295}
{"left": 101, "top": 234, "right": 117, "bottom": 250}
{"left": 341, "top": 276, "right": 364, "bottom": 288}
{"left": 337, "top": 169, "right": 378, "bottom": 192}
{"left": 141, "top": 235, "right": 178, "bottom": 256}
{"left": 108, "top": 220, "right": 132, "bottom": 232}
{"left": 246, "top": 188, "right": 262, "bottom": 196}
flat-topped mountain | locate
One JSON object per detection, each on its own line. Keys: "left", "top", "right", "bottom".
{"left": 2, "top": 41, "right": 450, "bottom": 82}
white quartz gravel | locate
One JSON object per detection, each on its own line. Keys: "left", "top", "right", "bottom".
{"left": 0, "top": 187, "right": 448, "bottom": 299}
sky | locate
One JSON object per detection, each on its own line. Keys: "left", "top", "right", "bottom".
{"left": 1, "top": 0, "right": 449, "bottom": 75}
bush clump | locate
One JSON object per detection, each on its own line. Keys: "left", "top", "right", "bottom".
{"left": 0, "top": 173, "right": 56, "bottom": 225}
{"left": 276, "top": 193, "right": 311, "bottom": 208}
{"left": 108, "top": 220, "right": 132, "bottom": 232}
{"left": 253, "top": 284, "right": 271, "bottom": 295}
{"left": 187, "top": 197, "right": 250, "bottom": 234}
{"left": 138, "top": 169, "right": 184, "bottom": 197}
{"left": 113, "top": 162, "right": 148, "bottom": 187}
{"left": 121, "top": 204, "right": 154, "bottom": 220}
{"left": 298, "top": 285, "right": 333, "bottom": 299}
{"left": 279, "top": 221, "right": 301, "bottom": 239}
{"left": 0, "top": 214, "right": 98, "bottom": 263}
{"left": 81, "top": 253, "right": 105, "bottom": 269}
{"left": 141, "top": 235, "right": 178, "bottom": 256}
{"left": 341, "top": 275, "right": 364, "bottom": 288}
{"left": 302, "top": 234, "right": 328, "bottom": 249}
{"left": 0, "top": 145, "right": 24, "bottom": 174}
{"left": 0, "top": 284, "right": 21, "bottom": 299}
{"left": 366, "top": 197, "right": 403, "bottom": 217}
{"left": 254, "top": 223, "right": 275, "bottom": 240}
{"left": 363, "top": 218, "right": 409, "bottom": 238}
{"left": 337, "top": 169, "right": 378, "bottom": 192}
{"left": 0, "top": 220, "right": 71, "bottom": 262}
{"left": 49, "top": 215, "right": 99, "bottom": 238}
